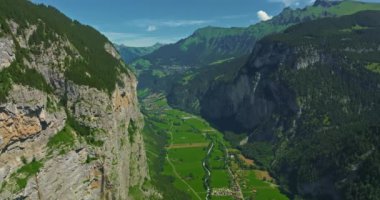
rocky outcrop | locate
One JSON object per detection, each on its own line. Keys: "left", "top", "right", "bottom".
{"left": 0, "top": 85, "right": 56, "bottom": 151}
{"left": 0, "top": 85, "right": 66, "bottom": 188}
{"left": 105, "top": 42, "right": 121, "bottom": 60}
{"left": 0, "top": 36, "right": 15, "bottom": 70}
{"left": 29, "top": 150, "right": 102, "bottom": 200}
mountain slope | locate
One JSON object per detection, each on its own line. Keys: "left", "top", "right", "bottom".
{"left": 133, "top": 0, "right": 380, "bottom": 116}
{"left": 0, "top": 0, "right": 155, "bottom": 199}
{"left": 116, "top": 43, "right": 163, "bottom": 63}
{"left": 138, "top": 0, "right": 380, "bottom": 69}
{"left": 201, "top": 11, "right": 380, "bottom": 199}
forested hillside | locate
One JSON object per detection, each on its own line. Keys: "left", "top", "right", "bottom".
{"left": 201, "top": 11, "right": 380, "bottom": 199}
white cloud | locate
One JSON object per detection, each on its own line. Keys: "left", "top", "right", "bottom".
{"left": 147, "top": 25, "right": 157, "bottom": 32}
{"left": 257, "top": 10, "right": 273, "bottom": 21}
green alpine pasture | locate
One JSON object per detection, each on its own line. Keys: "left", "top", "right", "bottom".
{"left": 141, "top": 91, "right": 289, "bottom": 200}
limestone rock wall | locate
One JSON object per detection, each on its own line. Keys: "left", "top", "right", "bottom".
{"left": 0, "top": 19, "right": 151, "bottom": 200}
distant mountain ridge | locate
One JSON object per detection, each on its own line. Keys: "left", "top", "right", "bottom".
{"left": 136, "top": 0, "right": 380, "bottom": 70}
{"left": 313, "top": 0, "right": 343, "bottom": 7}
{"left": 116, "top": 43, "right": 163, "bottom": 63}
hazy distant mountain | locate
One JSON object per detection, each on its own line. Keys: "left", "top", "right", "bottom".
{"left": 116, "top": 43, "right": 163, "bottom": 63}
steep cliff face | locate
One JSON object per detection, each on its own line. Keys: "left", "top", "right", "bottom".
{"left": 0, "top": 1, "right": 151, "bottom": 199}
{"left": 201, "top": 42, "right": 299, "bottom": 133}
{"left": 201, "top": 11, "right": 380, "bottom": 199}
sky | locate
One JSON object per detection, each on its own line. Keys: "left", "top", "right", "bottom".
{"left": 31, "top": 0, "right": 379, "bottom": 47}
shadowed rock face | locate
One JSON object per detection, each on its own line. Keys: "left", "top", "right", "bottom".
{"left": 201, "top": 41, "right": 298, "bottom": 135}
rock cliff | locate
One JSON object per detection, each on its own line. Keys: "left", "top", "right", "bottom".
{"left": 0, "top": 1, "right": 152, "bottom": 199}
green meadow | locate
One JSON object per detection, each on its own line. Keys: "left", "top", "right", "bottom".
{"left": 141, "top": 92, "right": 289, "bottom": 200}
{"left": 210, "top": 170, "right": 230, "bottom": 188}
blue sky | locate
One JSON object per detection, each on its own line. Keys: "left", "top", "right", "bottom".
{"left": 31, "top": 0, "right": 379, "bottom": 47}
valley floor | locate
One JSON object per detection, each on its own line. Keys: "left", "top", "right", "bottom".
{"left": 139, "top": 90, "right": 288, "bottom": 200}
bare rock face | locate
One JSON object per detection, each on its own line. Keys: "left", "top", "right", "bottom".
{"left": 33, "top": 150, "right": 102, "bottom": 200}
{"left": 105, "top": 42, "right": 121, "bottom": 60}
{"left": 0, "top": 36, "right": 16, "bottom": 70}
{"left": 63, "top": 73, "right": 149, "bottom": 199}
{"left": 0, "top": 85, "right": 65, "bottom": 152}
{"left": 0, "top": 85, "right": 66, "bottom": 191}
{"left": 0, "top": 94, "right": 44, "bottom": 151}
{"left": 0, "top": 18, "right": 151, "bottom": 200}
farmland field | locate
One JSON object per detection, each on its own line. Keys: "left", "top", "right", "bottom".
{"left": 140, "top": 91, "right": 288, "bottom": 200}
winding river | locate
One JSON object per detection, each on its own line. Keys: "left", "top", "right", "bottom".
{"left": 202, "top": 142, "right": 214, "bottom": 200}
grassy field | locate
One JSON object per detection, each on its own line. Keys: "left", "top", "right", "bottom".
{"left": 141, "top": 91, "right": 289, "bottom": 200}
{"left": 211, "top": 170, "right": 230, "bottom": 188}
{"left": 142, "top": 93, "right": 209, "bottom": 199}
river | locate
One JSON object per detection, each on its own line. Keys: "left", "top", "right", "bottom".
{"left": 202, "top": 142, "right": 214, "bottom": 200}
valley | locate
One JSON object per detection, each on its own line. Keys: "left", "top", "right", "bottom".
{"left": 140, "top": 90, "right": 288, "bottom": 200}
{"left": 2, "top": 0, "right": 380, "bottom": 199}
{"left": 131, "top": 6, "right": 380, "bottom": 199}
